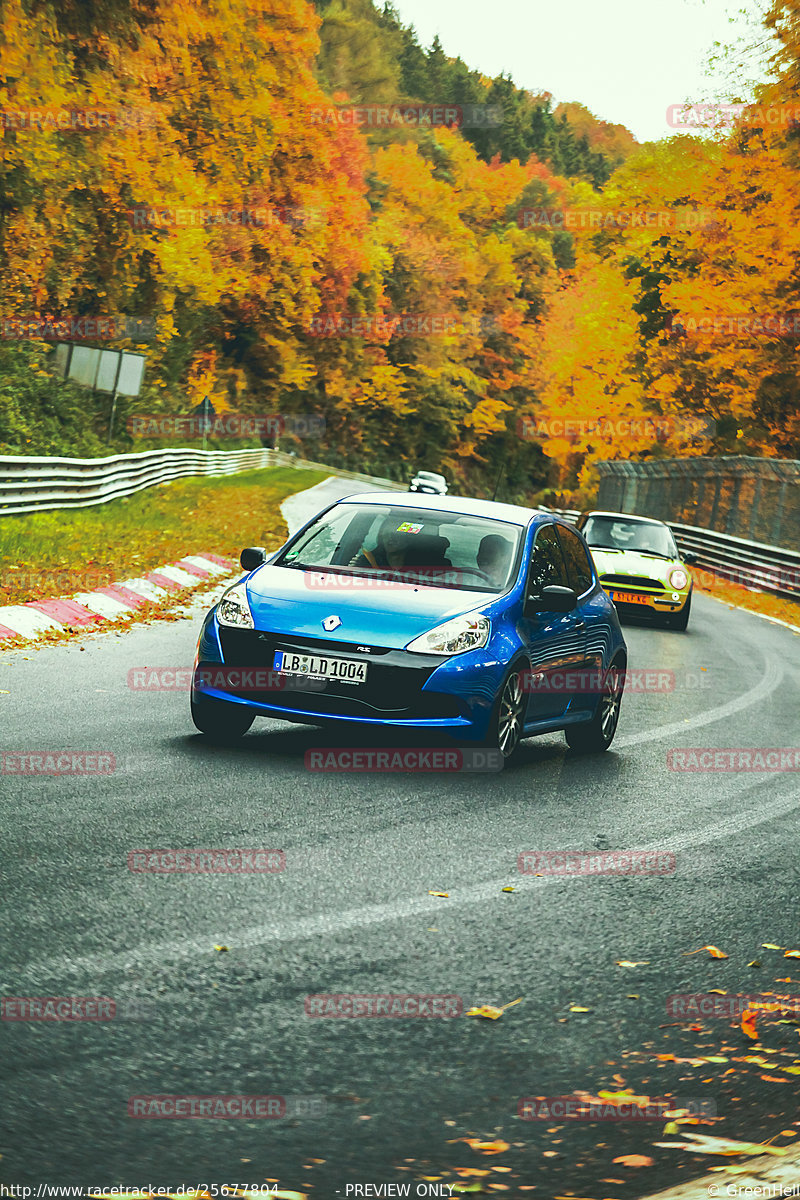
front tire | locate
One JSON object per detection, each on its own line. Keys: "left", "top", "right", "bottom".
{"left": 565, "top": 660, "right": 624, "bottom": 754}
{"left": 662, "top": 593, "right": 691, "bottom": 631}
{"left": 484, "top": 666, "right": 526, "bottom": 759}
{"left": 191, "top": 694, "right": 254, "bottom": 743}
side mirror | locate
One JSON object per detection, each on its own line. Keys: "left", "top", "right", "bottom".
{"left": 525, "top": 584, "right": 578, "bottom": 615}
{"left": 240, "top": 546, "right": 267, "bottom": 572}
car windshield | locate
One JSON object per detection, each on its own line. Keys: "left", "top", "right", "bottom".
{"left": 273, "top": 503, "right": 522, "bottom": 592}
{"left": 582, "top": 515, "right": 677, "bottom": 558}
{"left": 418, "top": 472, "right": 443, "bottom": 482}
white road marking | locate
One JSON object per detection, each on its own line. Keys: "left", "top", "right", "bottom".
{"left": 182, "top": 555, "right": 231, "bottom": 577}
{"left": 154, "top": 565, "right": 204, "bottom": 587}
{"left": 21, "top": 771, "right": 798, "bottom": 982}
{"left": 0, "top": 604, "right": 62, "bottom": 636}
{"left": 616, "top": 651, "right": 783, "bottom": 748}
{"left": 72, "top": 591, "right": 133, "bottom": 618}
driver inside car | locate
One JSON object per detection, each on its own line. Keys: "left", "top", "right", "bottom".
{"left": 349, "top": 515, "right": 414, "bottom": 569}
{"left": 477, "top": 534, "right": 512, "bottom": 587}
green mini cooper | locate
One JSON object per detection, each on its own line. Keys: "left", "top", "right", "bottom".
{"left": 576, "top": 510, "right": 696, "bottom": 630}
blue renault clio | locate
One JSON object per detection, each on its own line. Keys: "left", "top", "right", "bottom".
{"left": 191, "top": 492, "right": 627, "bottom": 757}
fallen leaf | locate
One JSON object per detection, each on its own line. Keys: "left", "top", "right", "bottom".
{"left": 748, "top": 960, "right": 762, "bottom": 968}
{"left": 213, "top": 944, "right": 229, "bottom": 952}
{"left": 785, "top": 950, "right": 800, "bottom": 959}
{"left": 760, "top": 1074, "right": 789, "bottom": 1082}
{"left": 570, "top": 1006, "right": 592, "bottom": 1012}
{"left": 627, "top": 994, "right": 641, "bottom": 999}
{"left": 662, "top": 1122, "right": 679, "bottom": 1135}
{"left": 657, "top": 1132, "right": 787, "bottom": 1157}
{"left": 780, "top": 1130, "right": 798, "bottom": 1137}
{"left": 782, "top": 1066, "right": 800, "bottom": 1075}
{"left": 684, "top": 945, "right": 728, "bottom": 959}
{"left": 708, "top": 989, "right": 728, "bottom": 995}
{"left": 612, "top": 1155, "right": 654, "bottom": 1167}
{"left": 501, "top": 886, "right": 515, "bottom": 892}
{"left": 597, "top": 1090, "right": 651, "bottom": 1106}
{"left": 466, "top": 998, "right": 522, "bottom": 1021}
{"left": 428, "top": 891, "right": 449, "bottom": 898}
{"left": 742, "top": 1010, "right": 759, "bottom": 1039}
{"left": 456, "top": 1139, "right": 511, "bottom": 1155}
{"left": 616, "top": 960, "right": 650, "bottom": 967}
{"left": 763, "top": 943, "right": 785, "bottom": 949}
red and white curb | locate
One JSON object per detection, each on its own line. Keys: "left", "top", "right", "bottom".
{"left": 0, "top": 553, "right": 238, "bottom": 644}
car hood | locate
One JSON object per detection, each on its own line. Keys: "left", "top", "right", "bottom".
{"left": 590, "top": 549, "right": 679, "bottom": 583}
{"left": 243, "top": 566, "right": 495, "bottom": 649}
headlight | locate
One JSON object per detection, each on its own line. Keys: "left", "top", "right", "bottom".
{"left": 669, "top": 568, "right": 688, "bottom": 590}
{"left": 406, "top": 612, "right": 490, "bottom": 656}
{"left": 216, "top": 582, "right": 254, "bottom": 629}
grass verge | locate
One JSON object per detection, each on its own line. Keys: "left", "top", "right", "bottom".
{"left": 0, "top": 466, "right": 329, "bottom": 606}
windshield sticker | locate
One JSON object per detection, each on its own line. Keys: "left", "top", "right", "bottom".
{"left": 396, "top": 522, "right": 423, "bottom": 534}
{"left": 284, "top": 549, "right": 300, "bottom": 560}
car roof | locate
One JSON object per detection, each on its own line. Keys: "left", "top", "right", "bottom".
{"left": 417, "top": 470, "right": 444, "bottom": 478}
{"left": 336, "top": 491, "right": 544, "bottom": 528}
{"left": 583, "top": 510, "right": 670, "bottom": 527}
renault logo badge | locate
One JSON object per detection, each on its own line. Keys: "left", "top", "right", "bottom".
{"left": 322, "top": 615, "right": 342, "bottom": 632}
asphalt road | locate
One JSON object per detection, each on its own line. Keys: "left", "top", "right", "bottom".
{"left": 2, "top": 478, "right": 799, "bottom": 1198}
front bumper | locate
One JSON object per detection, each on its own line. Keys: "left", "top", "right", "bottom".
{"left": 192, "top": 615, "right": 501, "bottom": 736}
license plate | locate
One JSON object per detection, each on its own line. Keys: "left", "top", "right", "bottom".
{"left": 273, "top": 650, "right": 367, "bottom": 685}
{"left": 608, "top": 590, "right": 653, "bottom": 606}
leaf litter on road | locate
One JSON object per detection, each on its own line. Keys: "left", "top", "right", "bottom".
{"left": 654, "top": 1132, "right": 787, "bottom": 1157}
{"left": 683, "top": 945, "right": 729, "bottom": 958}
{"left": 465, "top": 998, "right": 522, "bottom": 1020}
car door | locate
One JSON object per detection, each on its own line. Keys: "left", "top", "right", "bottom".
{"left": 519, "top": 523, "right": 587, "bottom": 721}
{"left": 555, "top": 522, "right": 605, "bottom": 712}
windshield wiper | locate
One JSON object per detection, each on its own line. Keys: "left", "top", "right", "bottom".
{"left": 279, "top": 560, "right": 334, "bottom": 572}
{"left": 636, "top": 550, "right": 673, "bottom": 560}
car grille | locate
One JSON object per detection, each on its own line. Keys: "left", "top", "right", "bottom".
{"left": 216, "top": 628, "right": 463, "bottom": 720}
{"left": 600, "top": 574, "right": 665, "bottom": 592}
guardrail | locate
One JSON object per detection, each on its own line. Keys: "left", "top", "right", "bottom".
{"left": 539, "top": 506, "right": 800, "bottom": 600}
{"left": 0, "top": 448, "right": 276, "bottom": 516}
{"left": 0, "top": 448, "right": 403, "bottom": 516}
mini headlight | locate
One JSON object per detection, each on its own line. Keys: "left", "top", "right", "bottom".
{"left": 406, "top": 612, "right": 490, "bottom": 656}
{"left": 669, "top": 568, "right": 688, "bottom": 590}
{"left": 217, "top": 582, "right": 254, "bottom": 629}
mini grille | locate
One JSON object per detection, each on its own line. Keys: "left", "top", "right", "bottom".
{"left": 600, "top": 574, "right": 665, "bottom": 591}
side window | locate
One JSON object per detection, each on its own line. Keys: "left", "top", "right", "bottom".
{"left": 527, "top": 524, "right": 569, "bottom": 595}
{"left": 557, "top": 525, "right": 594, "bottom": 595}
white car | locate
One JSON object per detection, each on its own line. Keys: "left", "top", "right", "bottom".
{"left": 409, "top": 470, "right": 448, "bottom": 495}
